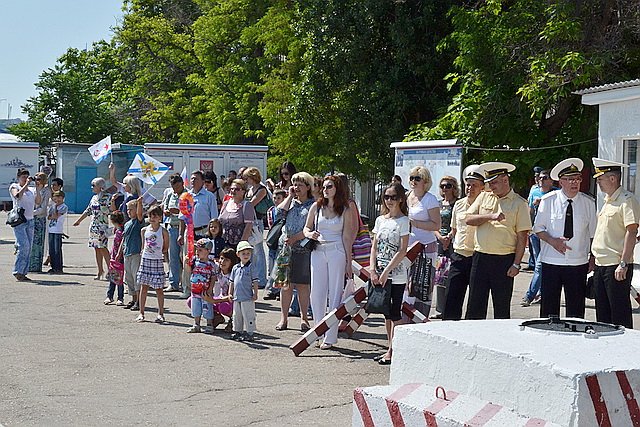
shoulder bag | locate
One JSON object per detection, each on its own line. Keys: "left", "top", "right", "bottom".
{"left": 266, "top": 210, "right": 286, "bottom": 250}
{"left": 6, "top": 206, "right": 27, "bottom": 228}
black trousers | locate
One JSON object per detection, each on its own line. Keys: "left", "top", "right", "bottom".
{"left": 593, "top": 264, "right": 633, "bottom": 328}
{"left": 442, "top": 252, "right": 473, "bottom": 320}
{"left": 540, "top": 263, "right": 588, "bottom": 319}
{"left": 465, "top": 252, "right": 515, "bottom": 320}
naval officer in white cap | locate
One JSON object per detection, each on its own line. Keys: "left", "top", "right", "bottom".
{"left": 533, "top": 158, "right": 596, "bottom": 318}
{"left": 591, "top": 158, "right": 640, "bottom": 328}
{"left": 442, "top": 165, "right": 485, "bottom": 320}
{"left": 464, "top": 162, "right": 531, "bottom": 319}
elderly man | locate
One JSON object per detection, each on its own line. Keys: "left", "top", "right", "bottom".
{"left": 533, "top": 158, "right": 596, "bottom": 318}
{"left": 162, "top": 173, "right": 186, "bottom": 292}
{"left": 591, "top": 158, "right": 640, "bottom": 328}
{"left": 464, "top": 162, "right": 531, "bottom": 319}
{"left": 442, "top": 165, "right": 485, "bottom": 320}
{"left": 178, "top": 170, "right": 218, "bottom": 298}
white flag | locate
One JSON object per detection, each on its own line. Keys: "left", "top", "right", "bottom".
{"left": 127, "top": 152, "right": 170, "bottom": 185}
{"left": 88, "top": 135, "right": 112, "bottom": 164}
{"left": 180, "top": 166, "right": 189, "bottom": 188}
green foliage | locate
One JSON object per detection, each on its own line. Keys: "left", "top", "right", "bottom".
{"left": 408, "top": 0, "right": 640, "bottom": 189}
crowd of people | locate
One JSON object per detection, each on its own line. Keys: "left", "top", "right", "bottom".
{"left": 7, "top": 155, "right": 639, "bottom": 362}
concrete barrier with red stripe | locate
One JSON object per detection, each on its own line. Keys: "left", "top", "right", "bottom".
{"left": 353, "top": 383, "right": 561, "bottom": 427}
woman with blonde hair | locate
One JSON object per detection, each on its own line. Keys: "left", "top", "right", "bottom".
{"left": 73, "top": 177, "right": 111, "bottom": 280}
{"left": 407, "top": 166, "right": 441, "bottom": 316}
{"left": 109, "top": 163, "right": 143, "bottom": 220}
{"left": 274, "top": 172, "right": 315, "bottom": 331}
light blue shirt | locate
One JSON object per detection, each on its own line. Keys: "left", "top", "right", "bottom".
{"left": 179, "top": 186, "right": 218, "bottom": 228}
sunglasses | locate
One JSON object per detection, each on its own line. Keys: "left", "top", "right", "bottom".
{"left": 440, "top": 183, "right": 453, "bottom": 189}
{"left": 323, "top": 184, "right": 334, "bottom": 190}
{"left": 384, "top": 194, "right": 398, "bottom": 201}
{"left": 229, "top": 187, "right": 241, "bottom": 192}
{"left": 409, "top": 176, "right": 422, "bottom": 182}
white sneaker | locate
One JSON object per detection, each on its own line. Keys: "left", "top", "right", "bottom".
{"left": 104, "top": 298, "right": 113, "bottom": 305}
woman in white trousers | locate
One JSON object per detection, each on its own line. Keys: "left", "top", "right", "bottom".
{"left": 304, "top": 175, "right": 356, "bottom": 350}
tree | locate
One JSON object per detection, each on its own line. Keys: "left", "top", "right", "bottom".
{"left": 407, "top": 0, "right": 640, "bottom": 187}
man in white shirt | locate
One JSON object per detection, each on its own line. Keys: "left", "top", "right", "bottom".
{"left": 533, "top": 158, "right": 596, "bottom": 318}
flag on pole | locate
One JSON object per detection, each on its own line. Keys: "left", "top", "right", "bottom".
{"left": 180, "top": 166, "right": 189, "bottom": 188}
{"left": 127, "top": 152, "right": 170, "bottom": 185}
{"left": 88, "top": 135, "right": 112, "bottom": 164}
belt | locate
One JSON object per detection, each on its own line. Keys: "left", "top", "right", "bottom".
{"left": 315, "top": 242, "right": 344, "bottom": 252}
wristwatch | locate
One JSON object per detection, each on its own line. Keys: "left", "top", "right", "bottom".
{"left": 619, "top": 260, "right": 628, "bottom": 269}
{"left": 512, "top": 264, "right": 521, "bottom": 270}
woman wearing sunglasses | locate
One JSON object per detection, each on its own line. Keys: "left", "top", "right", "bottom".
{"left": 406, "top": 166, "right": 442, "bottom": 316}
{"left": 275, "top": 161, "right": 297, "bottom": 190}
{"left": 431, "top": 176, "right": 460, "bottom": 319}
{"left": 369, "top": 183, "right": 410, "bottom": 365}
{"left": 304, "top": 175, "right": 356, "bottom": 350}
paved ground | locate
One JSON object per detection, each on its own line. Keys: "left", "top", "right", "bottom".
{"left": 1, "top": 212, "right": 638, "bottom": 426}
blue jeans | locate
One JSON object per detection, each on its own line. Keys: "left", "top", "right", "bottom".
{"left": 167, "top": 225, "right": 182, "bottom": 290}
{"left": 265, "top": 247, "right": 279, "bottom": 295}
{"left": 107, "top": 282, "right": 124, "bottom": 301}
{"left": 527, "top": 233, "right": 540, "bottom": 269}
{"left": 251, "top": 222, "right": 267, "bottom": 288}
{"left": 48, "top": 233, "right": 63, "bottom": 272}
{"left": 525, "top": 234, "right": 542, "bottom": 301}
{"left": 13, "top": 219, "right": 35, "bottom": 276}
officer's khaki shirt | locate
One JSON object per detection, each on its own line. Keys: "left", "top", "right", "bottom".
{"left": 467, "top": 189, "right": 531, "bottom": 255}
{"left": 451, "top": 197, "right": 475, "bottom": 257}
{"left": 592, "top": 186, "right": 640, "bottom": 266}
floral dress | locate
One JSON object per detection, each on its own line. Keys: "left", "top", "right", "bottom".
{"left": 85, "top": 192, "right": 111, "bottom": 249}
{"left": 107, "top": 228, "right": 124, "bottom": 286}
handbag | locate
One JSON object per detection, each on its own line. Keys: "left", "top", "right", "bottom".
{"left": 352, "top": 210, "right": 372, "bottom": 267}
{"left": 248, "top": 222, "right": 263, "bottom": 246}
{"left": 409, "top": 251, "right": 433, "bottom": 302}
{"left": 6, "top": 206, "right": 27, "bottom": 227}
{"left": 365, "top": 280, "right": 391, "bottom": 316}
{"left": 300, "top": 207, "right": 320, "bottom": 251}
{"left": 266, "top": 213, "right": 286, "bottom": 250}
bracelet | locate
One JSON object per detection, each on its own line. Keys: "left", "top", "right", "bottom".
{"left": 512, "top": 264, "right": 521, "bottom": 270}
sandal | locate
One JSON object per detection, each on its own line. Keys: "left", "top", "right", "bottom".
{"left": 135, "top": 314, "right": 145, "bottom": 323}
{"left": 275, "top": 323, "right": 288, "bottom": 331}
{"left": 155, "top": 315, "right": 165, "bottom": 324}
{"left": 300, "top": 322, "right": 311, "bottom": 332}
{"left": 378, "top": 358, "right": 392, "bottom": 365}
{"left": 319, "top": 343, "right": 333, "bottom": 350}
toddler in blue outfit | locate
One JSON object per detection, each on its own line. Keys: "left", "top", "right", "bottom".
{"left": 229, "top": 240, "right": 259, "bottom": 341}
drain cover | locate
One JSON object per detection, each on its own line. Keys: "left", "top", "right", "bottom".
{"left": 520, "top": 316, "right": 624, "bottom": 338}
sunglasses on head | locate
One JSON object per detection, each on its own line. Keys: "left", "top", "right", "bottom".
{"left": 440, "top": 183, "right": 453, "bottom": 189}
{"left": 384, "top": 194, "right": 398, "bottom": 201}
{"left": 409, "top": 175, "right": 422, "bottom": 182}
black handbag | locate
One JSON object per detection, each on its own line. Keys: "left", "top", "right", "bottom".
{"left": 409, "top": 251, "right": 433, "bottom": 301}
{"left": 6, "top": 206, "right": 27, "bottom": 228}
{"left": 266, "top": 215, "right": 286, "bottom": 250}
{"left": 365, "top": 279, "right": 391, "bottom": 316}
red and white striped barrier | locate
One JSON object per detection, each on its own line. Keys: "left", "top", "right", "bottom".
{"left": 580, "top": 370, "right": 640, "bottom": 427}
{"left": 290, "top": 242, "right": 426, "bottom": 356}
{"left": 402, "top": 302, "right": 429, "bottom": 324}
{"left": 341, "top": 306, "right": 369, "bottom": 337}
{"left": 353, "top": 383, "right": 561, "bottom": 427}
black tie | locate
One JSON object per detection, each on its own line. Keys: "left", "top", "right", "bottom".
{"left": 564, "top": 199, "right": 573, "bottom": 240}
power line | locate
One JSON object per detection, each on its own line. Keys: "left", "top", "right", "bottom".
{"left": 464, "top": 138, "right": 597, "bottom": 152}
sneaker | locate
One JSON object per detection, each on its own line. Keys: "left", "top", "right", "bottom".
{"left": 520, "top": 298, "right": 531, "bottom": 307}
{"left": 240, "top": 333, "right": 254, "bottom": 342}
{"left": 230, "top": 332, "right": 243, "bottom": 340}
{"left": 135, "top": 314, "right": 145, "bottom": 322}
{"left": 124, "top": 301, "right": 135, "bottom": 309}
{"left": 130, "top": 303, "right": 140, "bottom": 311}
{"left": 186, "top": 325, "right": 201, "bottom": 333}
{"left": 116, "top": 300, "right": 124, "bottom": 306}
{"left": 155, "top": 315, "right": 165, "bottom": 324}
{"left": 104, "top": 298, "right": 114, "bottom": 305}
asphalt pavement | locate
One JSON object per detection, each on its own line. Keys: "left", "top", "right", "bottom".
{"left": 0, "top": 212, "right": 637, "bottom": 426}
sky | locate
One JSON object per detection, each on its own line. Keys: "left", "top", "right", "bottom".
{"left": 0, "top": 0, "right": 124, "bottom": 120}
